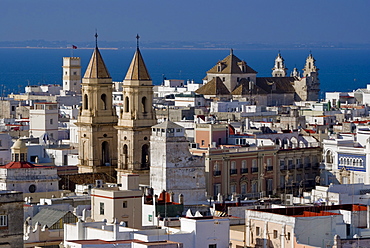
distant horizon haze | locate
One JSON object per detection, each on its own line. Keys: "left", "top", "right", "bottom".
{"left": 1, "top": 0, "right": 370, "bottom": 44}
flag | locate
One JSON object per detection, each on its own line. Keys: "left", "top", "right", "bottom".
{"left": 72, "top": 45, "right": 77, "bottom": 49}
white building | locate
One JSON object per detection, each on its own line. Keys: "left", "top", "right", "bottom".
{"left": 153, "top": 79, "right": 201, "bottom": 98}
{"left": 150, "top": 121, "right": 206, "bottom": 205}
{"left": 62, "top": 57, "right": 82, "bottom": 94}
{"left": 64, "top": 215, "right": 230, "bottom": 248}
{"left": 29, "top": 102, "right": 59, "bottom": 141}
{"left": 322, "top": 126, "right": 370, "bottom": 185}
{"left": 0, "top": 139, "right": 59, "bottom": 193}
{"left": 91, "top": 174, "right": 142, "bottom": 229}
{"left": 0, "top": 133, "right": 12, "bottom": 165}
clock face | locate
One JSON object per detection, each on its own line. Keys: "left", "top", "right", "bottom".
{"left": 29, "top": 184, "right": 36, "bottom": 193}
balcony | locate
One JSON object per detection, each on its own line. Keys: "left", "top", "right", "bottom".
{"left": 280, "top": 165, "right": 287, "bottom": 170}
{"left": 305, "top": 163, "right": 311, "bottom": 169}
{"left": 213, "top": 171, "right": 221, "bottom": 176}
{"left": 240, "top": 168, "right": 249, "bottom": 174}
{"left": 251, "top": 167, "right": 258, "bottom": 173}
{"left": 266, "top": 166, "right": 273, "bottom": 171}
{"left": 297, "top": 164, "right": 304, "bottom": 169}
{"left": 230, "top": 169, "right": 238, "bottom": 175}
{"left": 288, "top": 164, "right": 295, "bottom": 170}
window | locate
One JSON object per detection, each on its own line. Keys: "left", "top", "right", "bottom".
{"left": 209, "top": 245, "right": 217, "bottom": 248}
{"left": 273, "top": 230, "right": 278, "bottom": 239}
{"left": 84, "top": 94, "right": 88, "bottom": 110}
{"left": 241, "top": 183, "right": 247, "bottom": 194}
{"left": 101, "top": 94, "right": 107, "bottom": 110}
{"left": 201, "top": 140, "right": 205, "bottom": 146}
{"left": 0, "top": 215, "right": 7, "bottom": 227}
{"left": 100, "top": 202, "right": 104, "bottom": 215}
{"left": 252, "top": 159, "right": 257, "bottom": 168}
{"left": 124, "top": 97, "right": 129, "bottom": 113}
{"left": 230, "top": 184, "right": 236, "bottom": 194}
{"left": 123, "top": 201, "right": 127, "bottom": 208}
{"left": 142, "top": 97, "right": 147, "bottom": 113}
{"left": 29, "top": 184, "right": 36, "bottom": 193}
{"left": 73, "top": 71, "right": 77, "bottom": 75}
{"left": 214, "top": 183, "right": 221, "bottom": 195}
{"left": 287, "top": 232, "right": 291, "bottom": 240}
{"left": 50, "top": 119, "right": 53, "bottom": 125}
{"left": 0, "top": 140, "right": 2, "bottom": 147}
{"left": 256, "top": 226, "right": 260, "bottom": 236}
{"left": 230, "top": 161, "right": 237, "bottom": 175}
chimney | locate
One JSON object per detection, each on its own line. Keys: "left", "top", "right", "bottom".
{"left": 179, "top": 194, "right": 184, "bottom": 204}
{"left": 119, "top": 174, "right": 139, "bottom": 190}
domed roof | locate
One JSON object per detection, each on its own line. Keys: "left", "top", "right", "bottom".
{"left": 11, "top": 139, "right": 27, "bottom": 149}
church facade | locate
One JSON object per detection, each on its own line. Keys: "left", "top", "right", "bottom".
{"left": 196, "top": 50, "right": 320, "bottom": 105}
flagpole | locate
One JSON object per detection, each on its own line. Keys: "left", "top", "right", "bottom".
{"left": 71, "top": 45, "right": 73, "bottom": 57}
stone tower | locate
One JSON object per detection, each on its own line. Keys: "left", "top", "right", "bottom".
{"left": 292, "top": 53, "right": 320, "bottom": 101}
{"left": 77, "top": 34, "right": 118, "bottom": 174}
{"left": 62, "top": 57, "right": 82, "bottom": 94}
{"left": 150, "top": 121, "right": 206, "bottom": 204}
{"left": 116, "top": 37, "right": 157, "bottom": 185}
{"left": 272, "top": 52, "right": 287, "bottom": 77}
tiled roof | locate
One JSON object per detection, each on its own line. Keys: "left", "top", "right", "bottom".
{"left": 195, "top": 77, "right": 230, "bottom": 95}
{"left": 84, "top": 47, "right": 111, "bottom": 79}
{"left": 207, "top": 51, "right": 257, "bottom": 74}
{"left": 30, "top": 208, "right": 76, "bottom": 228}
{"left": 230, "top": 78, "right": 268, "bottom": 95}
{"left": 256, "top": 77, "right": 296, "bottom": 94}
{"left": 0, "top": 161, "right": 54, "bottom": 169}
{"left": 124, "top": 48, "right": 151, "bottom": 80}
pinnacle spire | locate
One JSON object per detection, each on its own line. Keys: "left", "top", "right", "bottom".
{"left": 124, "top": 36, "right": 151, "bottom": 81}
{"left": 83, "top": 33, "right": 111, "bottom": 79}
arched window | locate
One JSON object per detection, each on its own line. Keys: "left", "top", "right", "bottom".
{"left": 141, "top": 144, "right": 149, "bottom": 169}
{"left": 241, "top": 182, "right": 247, "bottom": 195}
{"left": 142, "top": 97, "right": 147, "bottom": 113}
{"left": 123, "top": 144, "right": 128, "bottom": 169}
{"left": 102, "top": 141, "right": 110, "bottom": 165}
{"left": 124, "top": 97, "right": 129, "bottom": 113}
{"left": 101, "top": 94, "right": 107, "bottom": 110}
{"left": 326, "top": 150, "right": 333, "bottom": 164}
{"left": 84, "top": 94, "right": 88, "bottom": 110}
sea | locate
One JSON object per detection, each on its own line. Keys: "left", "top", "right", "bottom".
{"left": 0, "top": 47, "right": 369, "bottom": 98}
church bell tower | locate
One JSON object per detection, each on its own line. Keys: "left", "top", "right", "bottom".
{"left": 116, "top": 35, "right": 157, "bottom": 185}
{"left": 272, "top": 52, "right": 287, "bottom": 77}
{"left": 77, "top": 33, "right": 118, "bottom": 175}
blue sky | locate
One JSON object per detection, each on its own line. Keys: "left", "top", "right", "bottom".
{"left": 1, "top": 0, "right": 370, "bottom": 44}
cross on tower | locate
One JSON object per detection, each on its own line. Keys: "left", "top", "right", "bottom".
{"left": 136, "top": 34, "right": 140, "bottom": 49}
{"left": 95, "top": 31, "right": 98, "bottom": 48}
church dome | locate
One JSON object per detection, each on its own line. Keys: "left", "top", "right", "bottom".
{"left": 11, "top": 139, "right": 27, "bottom": 149}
